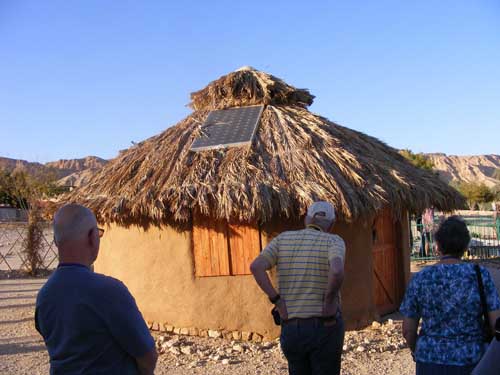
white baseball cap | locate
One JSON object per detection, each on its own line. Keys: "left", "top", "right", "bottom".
{"left": 307, "top": 201, "right": 336, "bottom": 222}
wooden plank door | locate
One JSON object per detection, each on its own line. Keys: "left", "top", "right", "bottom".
{"left": 372, "top": 207, "right": 399, "bottom": 315}
{"left": 228, "top": 223, "right": 261, "bottom": 275}
{"left": 192, "top": 214, "right": 230, "bottom": 277}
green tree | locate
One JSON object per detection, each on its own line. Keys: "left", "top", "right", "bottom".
{"left": 492, "top": 184, "right": 500, "bottom": 201}
{"left": 456, "top": 182, "right": 495, "bottom": 208}
{"left": 399, "top": 149, "right": 435, "bottom": 170}
{"left": 0, "top": 169, "right": 26, "bottom": 207}
{"left": 0, "top": 167, "right": 66, "bottom": 207}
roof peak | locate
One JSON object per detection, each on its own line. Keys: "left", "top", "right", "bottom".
{"left": 189, "top": 68, "right": 315, "bottom": 111}
{"left": 235, "top": 65, "right": 256, "bottom": 72}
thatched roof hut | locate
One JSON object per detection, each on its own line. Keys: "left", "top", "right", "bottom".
{"left": 65, "top": 67, "right": 464, "bottom": 337}
{"left": 69, "top": 67, "right": 463, "bottom": 226}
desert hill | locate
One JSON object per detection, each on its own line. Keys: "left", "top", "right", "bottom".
{"left": 426, "top": 153, "right": 500, "bottom": 188}
{"left": 0, "top": 157, "right": 48, "bottom": 177}
{"left": 0, "top": 156, "right": 108, "bottom": 187}
{"left": 57, "top": 168, "right": 101, "bottom": 188}
{"left": 45, "top": 156, "right": 106, "bottom": 175}
{"left": 2, "top": 154, "right": 499, "bottom": 190}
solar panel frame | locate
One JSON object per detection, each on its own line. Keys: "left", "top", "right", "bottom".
{"left": 190, "top": 105, "right": 264, "bottom": 152}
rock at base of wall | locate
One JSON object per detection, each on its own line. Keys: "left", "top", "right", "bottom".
{"left": 241, "top": 332, "right": 253, "bottom": 341}
{"left": 208, "top": 330, "right": 222, "bottom": 338}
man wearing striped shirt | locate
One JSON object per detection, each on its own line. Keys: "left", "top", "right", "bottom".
{"left": 250, "top": 201, "right": 346, "bottom": 375}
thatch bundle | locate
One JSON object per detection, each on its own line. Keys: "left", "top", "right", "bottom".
{"left": 67, "top": 68, "right": 464, "bottom": 225}
{"left": 190, "top": 66, "right": 314, "bottom": 111}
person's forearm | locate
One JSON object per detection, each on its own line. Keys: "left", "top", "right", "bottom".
{"left": 488, "top": 310, "right": 500, "bottom": 332}
{"left": 325, "top": 260, "right": 344, "bottom": 303}
{"left": 252, "top": 267, "right": 278, "bottom": 298}
{"left": 404, "top": 331, "right": 417, "bottom": 352}
{"left": 325, "top": 275, "right": 343, "bottom": 303}
{"left": 250, "top": 258, "right": 278, "bottom": 298}
{"left": 402, "top": 318, "right": 419, "bottom": 353}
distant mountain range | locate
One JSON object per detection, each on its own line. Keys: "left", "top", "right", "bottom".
{"left": 426, "top": 153, "right": 500, "bottom": 188}
{"left": 1, "top": 153, "right": 499, "bottom": 189}
{"left": 0, "top": 156, "right": 108, "bottom": 187}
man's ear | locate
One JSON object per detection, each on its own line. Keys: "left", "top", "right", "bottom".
{"left": 329, "top": 221, "right": 335, "bottom": 233}
{"left": 434, "top": 241, "right": 441, "bottom": 255}
{"left": 88, "top": 228, "right": 98, "bottom": 248}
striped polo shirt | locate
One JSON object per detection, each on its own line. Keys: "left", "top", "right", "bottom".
{"left": 260, "top": 227, "right": 346, "bottom": 319}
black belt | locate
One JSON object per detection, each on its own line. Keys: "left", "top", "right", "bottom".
{"left": 282, "top": 315, "right": 338, "bottom": 326}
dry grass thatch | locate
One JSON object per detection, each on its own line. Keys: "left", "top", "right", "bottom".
{"left": 190, "top": 66, "right": 314, "bottom": 111}
{"left": 66, "top": 67, "right": 465, "bottom": 225}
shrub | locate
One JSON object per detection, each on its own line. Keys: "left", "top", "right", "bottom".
{"left": 22, "top": 203, "right": 45, "bottom": 276}
{"left": 399, "top": 149, "right": 435, "bottom": 170}
{"left": 456, "top": 182, "right": 495, "bottom": 208}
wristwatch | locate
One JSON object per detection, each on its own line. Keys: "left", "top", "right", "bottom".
{"left": 269, "top": 294, "right": 281, "bottom": 304}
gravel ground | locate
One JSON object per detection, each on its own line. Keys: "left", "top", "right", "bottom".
{"left": 1, "top": 262, "right": 499, "bottom": 375}
{"left": 150, "top": 322, "right": 415, "bottom": 375}
{"left": 0, "top": 278, "right": 48, "bottom": 375}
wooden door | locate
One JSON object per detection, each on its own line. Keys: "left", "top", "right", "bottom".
{"left": 228, "top": 223, "right": 261, "bottom": 275}
{"left": 372, "top": 207, "right": 400, "bottom": 315}
{"left": 193, "top": 214, "right": 230, "bottom": 277}
{"left": 192, "top": 213, "right": 262, "bottom": 277}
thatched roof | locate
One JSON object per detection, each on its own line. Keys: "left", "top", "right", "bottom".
{"left": 67, "top": 67, "right": 464, "bottom": 225}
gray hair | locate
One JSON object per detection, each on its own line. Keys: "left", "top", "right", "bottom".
{"left": 53, "top": 204, "right": 97, "bottom": 245}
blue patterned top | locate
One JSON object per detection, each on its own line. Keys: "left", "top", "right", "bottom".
{"left": 400, "top": 263, "right": 500, "bottom": 366}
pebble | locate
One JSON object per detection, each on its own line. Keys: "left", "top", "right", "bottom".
{"left": 180, "top": 346, "right": 193, "bottom": 355}
{"left": 169, "top": 347, "right": 181, "bottom": 356}
{"left": 208, "top": 330, "right": 222, "bottom": 338}
{"left": 233, "top": 344, "right": 244, "bottom": 353}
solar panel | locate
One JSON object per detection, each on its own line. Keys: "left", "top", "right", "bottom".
{"left": 190, "top": 105, "right": 264, "bottom": 152}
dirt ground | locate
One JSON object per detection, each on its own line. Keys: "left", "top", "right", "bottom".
{"left": 1, "top": 262, "right": 499, "bottom": 375}
{"left": 0, "top": 275, "right": 413, "bottom": 375}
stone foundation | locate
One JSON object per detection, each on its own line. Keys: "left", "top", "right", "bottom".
{"left": 148, "top": 321, "right": 267, "bottom": 342}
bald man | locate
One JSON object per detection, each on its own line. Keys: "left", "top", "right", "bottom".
{"left": 35, "top": 204, "right": 157, "bottom": 375}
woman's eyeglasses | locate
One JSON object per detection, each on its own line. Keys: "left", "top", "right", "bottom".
{"left": 98, "top": 228, "right": 105, "bottom": 238}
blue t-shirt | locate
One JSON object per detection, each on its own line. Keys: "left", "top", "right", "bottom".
{"left": 35, "top": 264, "right": 155, "bottom": 374}
{"left": 400, "top": 263, "right": 500, "bottom": 366}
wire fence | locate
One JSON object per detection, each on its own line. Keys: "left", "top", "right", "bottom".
{"left": 410, "top": 213, "right": 500, "bottom": 262}
{"left": 0, "top": 219, "right": 58, "bottom": 272}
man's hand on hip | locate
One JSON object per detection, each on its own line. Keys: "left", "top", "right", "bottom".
{"left": 276, "top": 299, "right": 288, "bottom": 321}
{"left": 322, "top": 298, "right": 338, "bottom": 318}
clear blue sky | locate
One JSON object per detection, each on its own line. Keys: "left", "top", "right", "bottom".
{"left": 1, "top": 0, "right": 499, "bottom": 163}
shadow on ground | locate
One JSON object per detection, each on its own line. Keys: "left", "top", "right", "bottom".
{"left": 0, "top": 317, "right": 34, "bottom": 325}
{"left": 0, "top": 342, "right": 45, "bottom": 355}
